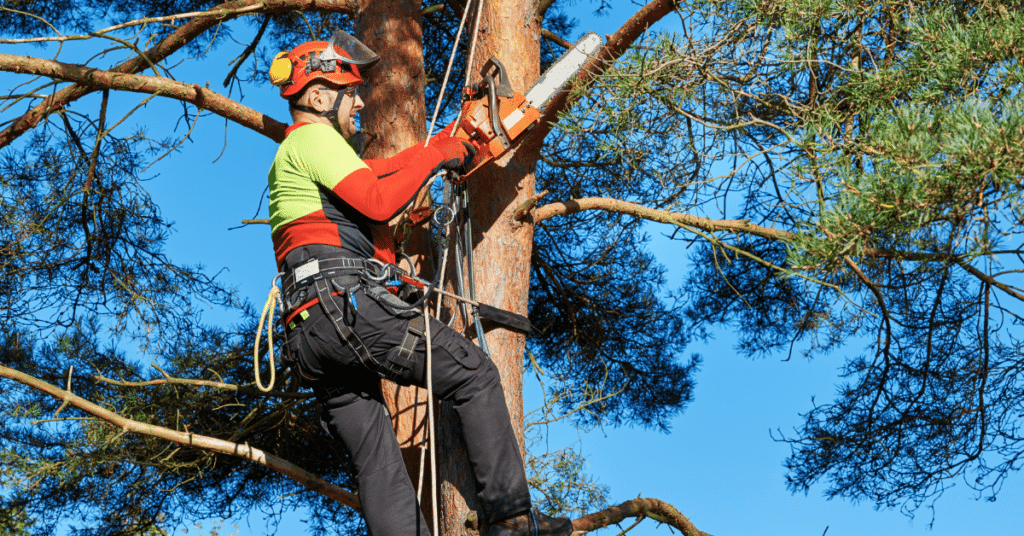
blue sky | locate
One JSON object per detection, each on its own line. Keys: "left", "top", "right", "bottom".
{"left": 3, "top": 3, "right": 1022, "bottom": 535}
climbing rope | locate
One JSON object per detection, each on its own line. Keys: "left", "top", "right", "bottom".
{"left": 254, "top": 274, "right": 285, "bottom": 393}
{"left": 424, "top": 300, "right": 439, "bottom": 536}
{"left": 416, "top": 3, "right": 486, "bottom": 528}
{"left": 425, "top": 0, "right": 477, "bottom": 144}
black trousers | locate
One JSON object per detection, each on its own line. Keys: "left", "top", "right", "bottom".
{"left": 285, "top": 279, "right": 531, "bottom": 536}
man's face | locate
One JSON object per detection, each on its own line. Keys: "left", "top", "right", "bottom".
{"left": 308, "top": 85, "right": 363, "bottom": 139}
{"left": 328, "top": 86, "right": 363, "bottom": 140}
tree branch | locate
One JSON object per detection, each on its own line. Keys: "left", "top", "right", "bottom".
{"left": 0, "top": 0, "right": 358, "bottom": 149}
{"left": 532, "top": 196, "right": 1024, "bottom": 303}
{"left": 0, "top": 54, "right": 288, "bottom": 142}
{"left": 91, "top": 373, "right": 313, "bottom": 399}
{"left": 529, "top": 196, "right": 795, "bottom": 242}
{"left": 223, "top": 14, "right": 272, "bottom": 88}
{"left": 0, "top": 363, "right": 360, "bottom": 511}
{"left": 572, "top": 497, "right": 713, "bottom": 536}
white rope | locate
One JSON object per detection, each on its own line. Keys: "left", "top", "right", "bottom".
{"left": 425, "top": 0, "right": 477, "bottom": 145}
{"left": 254, "top": 275, "right": 283, "bottom": 393}
{"left": 416, "top": 4, "right": 486, "bottom": 530}
{"left": 424, "top": 300, "right": 439, "bottom": 536}
{"left": 463, "top": 0, "right": 486, "bottom": 94}
{"left": 441, "top": 0, "right": 487, "bottom": 144}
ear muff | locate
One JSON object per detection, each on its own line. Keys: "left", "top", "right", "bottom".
{"left": 269, "top": 52, "right": 294, "bottom": 87}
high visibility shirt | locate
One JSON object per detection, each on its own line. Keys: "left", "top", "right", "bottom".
{"left": 268, "top": 122, "right": 448, "bottom": 268}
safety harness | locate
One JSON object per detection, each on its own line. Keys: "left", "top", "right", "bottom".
{"left": 279, "top": 256, "right": 434, "bottom": 384}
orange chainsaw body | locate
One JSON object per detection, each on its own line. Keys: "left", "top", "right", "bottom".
{"left": 451, "top": 58, "right": 541, "bottom": 180}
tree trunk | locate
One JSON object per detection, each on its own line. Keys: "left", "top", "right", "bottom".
{"left": 356, "top": 0, "right": 437, "bottom": 522}
{"left": 358, "top": 1, "right": 540, "bottom": 534}
{"left": 436, "top": 2, "right": 541, "bottom": 535}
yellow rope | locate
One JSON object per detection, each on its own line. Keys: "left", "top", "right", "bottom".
{"left": 254, "top": 277, "right": 283, "bottom": 393}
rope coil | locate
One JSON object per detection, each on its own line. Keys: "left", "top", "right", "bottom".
{"left": 254, "top": 274, "right": 284, "bottom": 393}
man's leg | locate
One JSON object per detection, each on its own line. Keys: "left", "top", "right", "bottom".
{"left": 318, "top": 385, "right": 430, "bottom": 536}
{"left": 415, "top": 315, "right": 572, "bottom": 536}
{"left": 420, "top": 317, "right": 532, "bottom": 523}
{"left": 346, "top": 287, "right": 532, "bottom": 522}
{"left": 289, "top": 306, "right": 430, "bottom": 536}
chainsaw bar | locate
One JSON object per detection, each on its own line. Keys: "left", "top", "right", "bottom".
{"left": 451, "top": 31, "right": 603, "bottom": 181}
{"left": 525, "top": 32, "right": 602, "bottom": 110}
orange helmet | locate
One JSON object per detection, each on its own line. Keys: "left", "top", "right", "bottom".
{"left": 270, "top": 30, "right": 381, "bottom": 98}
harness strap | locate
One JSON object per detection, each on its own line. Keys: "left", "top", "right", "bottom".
{"left": 397, "top": 313, "right": 426, "bottom": 365}
{"left": 313, "top": 275, "right": 373, "bottom": 366}
{"left": 282, "top": 256, "right": 384, "bottom": 297}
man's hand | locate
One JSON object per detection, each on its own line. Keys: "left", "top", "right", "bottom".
{"left": 435, "top": 137, "right": 477, "bottom": 173}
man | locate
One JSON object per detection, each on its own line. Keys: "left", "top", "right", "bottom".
{"left": 266, "top": 30, "right": 573, "bottom": 536}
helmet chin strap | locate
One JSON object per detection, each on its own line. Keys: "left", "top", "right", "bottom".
{"left": 290, "top": 97, "right": 362, "bottom": 154}
{"left": 290, "top": 94, "right": 345, "bottom": 134}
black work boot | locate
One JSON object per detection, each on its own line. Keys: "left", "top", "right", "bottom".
{"left": 488, "top": 508, "right": 573, "bottom": 536}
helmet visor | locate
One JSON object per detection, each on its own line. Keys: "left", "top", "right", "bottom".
{"left": 320, "top": 30, "right": 381, "bottom": 68}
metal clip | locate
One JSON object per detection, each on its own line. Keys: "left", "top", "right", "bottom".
{"left": 363, "top": 258, "right": 388, "bottom": 282}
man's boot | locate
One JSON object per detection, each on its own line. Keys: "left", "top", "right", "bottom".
{"left": 488, "top": 508, "right": 573, "bottom": 536}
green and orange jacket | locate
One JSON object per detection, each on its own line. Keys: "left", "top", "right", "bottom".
{"left": 268, "top": 122, "right": 451, "bottom": 269}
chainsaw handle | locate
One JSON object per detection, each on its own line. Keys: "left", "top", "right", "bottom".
{"left": 480, "top": 57, "right": 514, "bottom": 98}
{"left": 484, "top": 73, "right": 512, "bottom": 150}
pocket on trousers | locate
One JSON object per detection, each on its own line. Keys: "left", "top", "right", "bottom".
{"left": 307, "top": 311, "right": 361, "bottom": 368}
{"left": 285, "top": 330, "right": 319, "bottom": 387}
{"left": 368, "top": 345, "right": 417, "bottom": 383}
{"left": 440, "top": 335, "right": 482, "bottom": 370}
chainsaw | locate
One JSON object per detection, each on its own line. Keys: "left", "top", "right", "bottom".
{"left": 451, "top": 32, "right": 602, "bottom": 180}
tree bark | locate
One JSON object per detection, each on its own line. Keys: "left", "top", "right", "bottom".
{"left": 355, "top": 0, "right": 439, "bottom": 523}
{"left": 436, "top": 1, "right": 542, "bottom": 535}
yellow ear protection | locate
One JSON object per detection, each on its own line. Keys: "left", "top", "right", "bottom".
{"left": 269, "top": 52, "right": 293, "bottom": 87}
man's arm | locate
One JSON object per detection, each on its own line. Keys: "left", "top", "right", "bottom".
{"left": 296, "top": 124, "right": 469, "bottom": 222}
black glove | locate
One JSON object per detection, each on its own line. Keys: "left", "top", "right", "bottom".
{"left": 435, "top": 136, "right": 477, "bottom": 173}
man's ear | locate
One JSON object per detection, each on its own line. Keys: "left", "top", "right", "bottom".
{"left": 312, "top": 87, "right": 336, "bottom": 114}
{"left": 309, "top": 87, "right": 324, "bottom": 112}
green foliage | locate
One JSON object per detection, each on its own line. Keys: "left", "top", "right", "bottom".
{"left": 536, "top": 0, "right": 1024, "bottom": 519}
{"left": 790, "top": 99, "right": 1024, "bottom": 272}
{"left": 526, "top": 442, "right": 609, "bottom": 520}
{"left": 0, "top": 123, "right": 237, "bottom": 343}
{"left": 531, "top": 31, "right": 711, "bottom": 432}
{"left": 0, "top": 504, "right": 36, "bottom": 535}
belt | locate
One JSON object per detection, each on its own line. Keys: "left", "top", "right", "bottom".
{"left": 281, "top": 256, "right": 417, "bottom": 325}
{"left": 281, "top": 256, "right": 387, "bottom": 298}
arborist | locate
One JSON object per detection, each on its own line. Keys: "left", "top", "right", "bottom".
{"left": 266, "top": 30, "right": 573, "bottom": 536}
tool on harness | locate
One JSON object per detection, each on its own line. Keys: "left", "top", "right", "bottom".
{"left": 312, "top": 275, "right": 374, "bottom": 368}
{"left": 449, "top": 32, "right": 602, "bottom": 181}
